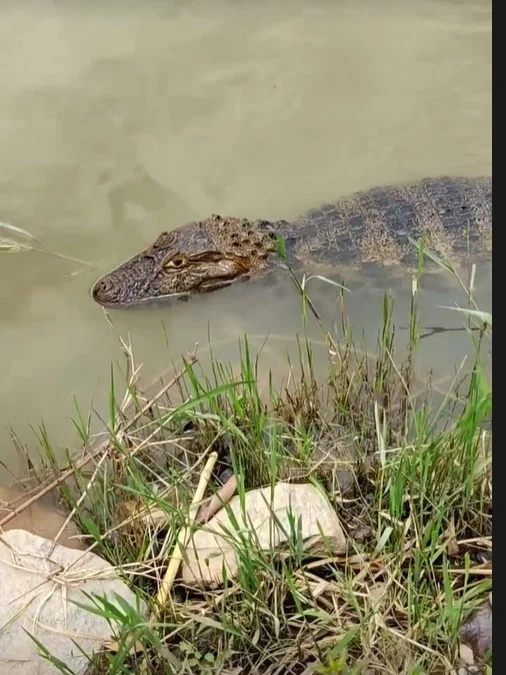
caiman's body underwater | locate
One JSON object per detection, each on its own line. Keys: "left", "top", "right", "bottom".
{"left": 92, "top": 176, "right": 492, "bottom": 308}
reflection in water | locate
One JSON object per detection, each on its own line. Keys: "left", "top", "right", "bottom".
{"left": 106, "top": 164, "right": 192, "bottom": 231}
{"left": 0, "top": 0, "right": 491, "bottom": 480}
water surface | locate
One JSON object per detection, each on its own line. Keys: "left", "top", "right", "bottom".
{"left": 0, "top": 1, "right": 491, "bottom": 481}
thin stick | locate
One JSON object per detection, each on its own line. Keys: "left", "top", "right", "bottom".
{"left": 48, "top": 449, "right": 111, "bottom": 556}
{"left": 0, "top": 351, "right": 198, "bottom": 529}
{"left": 35, "top": 247, "right": 96, "bottom": 267}
{"left": 133, "top": 451, "right": 219, "bottom": 673}
{"left": 155, "top": 451, "right": 218, "bottom": 609}
{"left": 196, "top": 474, "right": 238, "bottom": 524}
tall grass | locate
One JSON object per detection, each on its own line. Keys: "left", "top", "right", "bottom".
{"left": 10, "top": 245, "right": 491, "bottom": 674}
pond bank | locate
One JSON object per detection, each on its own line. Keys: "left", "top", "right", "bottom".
{"left": 1, "top": 267, "right": 492, "bottom": 674}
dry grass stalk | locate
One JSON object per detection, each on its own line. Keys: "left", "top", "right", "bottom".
{"left": 0, "top": 351, "right": 198, "bottom": 530}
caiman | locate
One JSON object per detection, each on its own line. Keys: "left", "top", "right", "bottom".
{"left": 92, "top": 175, "right": 492, "bottom": 308}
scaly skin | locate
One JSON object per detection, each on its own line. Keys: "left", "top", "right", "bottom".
{"left": 92, "top": 175, "right": 492, "bottom": 308}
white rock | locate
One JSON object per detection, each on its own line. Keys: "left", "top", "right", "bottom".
{"left": 182, "top": 482, "right": 346, "bottom": 587}
{"left": 0, "top": 529, "right": 145, "bottom": 675}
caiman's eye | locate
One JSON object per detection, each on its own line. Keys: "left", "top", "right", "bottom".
{"left": 165, "top": 255, "right": 188, "bottom": 269}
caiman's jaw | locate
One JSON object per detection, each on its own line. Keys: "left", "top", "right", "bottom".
{"left": 166, "top": 251, "right": 254, "bottom": 296}
{"left": 92, "top": 250, "right": 255, "bottom": 308}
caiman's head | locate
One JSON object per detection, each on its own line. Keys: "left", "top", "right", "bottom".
{"left": 92, "top": 216, "right": 280, "bottom": 308}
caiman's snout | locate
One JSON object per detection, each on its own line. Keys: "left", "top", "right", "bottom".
{"left": 91, "top": 250, "right": 257, "bottom": 308}
{"left": 92, "top": 276, "right": 121, "bottom": 305}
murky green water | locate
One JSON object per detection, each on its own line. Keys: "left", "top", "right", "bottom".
{"left": 0, "top": 1, "right": 491, "bottom": 481}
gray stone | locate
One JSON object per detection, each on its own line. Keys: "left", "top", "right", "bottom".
{"left": 0, "top": 529, "right": 145, "bottom": 674}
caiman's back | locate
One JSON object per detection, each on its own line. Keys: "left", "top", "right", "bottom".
{"left": 282, "top": 176, "right": 492, "bottom": 270}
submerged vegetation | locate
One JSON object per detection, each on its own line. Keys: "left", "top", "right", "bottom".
{"left": 5, "top": 244, "right": 492, "bottom": 674}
